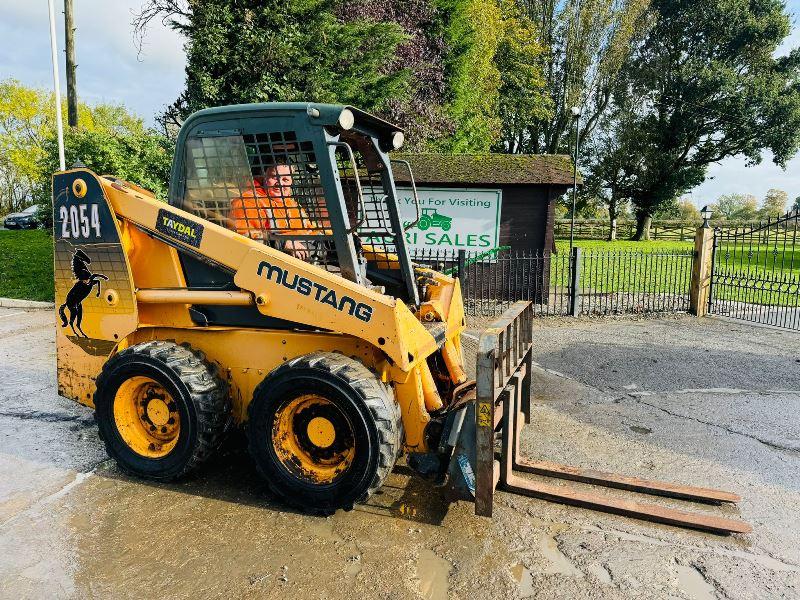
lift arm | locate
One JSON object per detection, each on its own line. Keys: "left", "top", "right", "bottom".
{"left": 100, "top": 173, "right": 438, "bottom": 372}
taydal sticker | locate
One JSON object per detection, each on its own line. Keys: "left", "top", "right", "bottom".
{"left": 257, "top": 260, "right": 373, "bottom": 322}
{"left": 156, "top": 209, "right": 203, "bottom": 248}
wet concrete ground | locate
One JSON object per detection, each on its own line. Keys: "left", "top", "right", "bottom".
{"left": 1, "top": 308, "right": 798, "bottom": 599}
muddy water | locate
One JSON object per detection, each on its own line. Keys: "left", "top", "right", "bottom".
{"left": 0, "top": 452, "right": 509, "bottom": 599}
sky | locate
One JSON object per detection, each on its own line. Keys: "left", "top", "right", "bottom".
{"left": 0, "top": 0, "right": 799, "bottom": 209}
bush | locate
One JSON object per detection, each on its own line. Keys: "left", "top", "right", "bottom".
{"left": 37, "top": 128, "right": 174, "bottom": 227}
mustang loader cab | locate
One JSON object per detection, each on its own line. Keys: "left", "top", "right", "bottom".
{"left": 54, "top": 103, "right": 469, "bottom": 512}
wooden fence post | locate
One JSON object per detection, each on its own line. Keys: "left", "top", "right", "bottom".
{"left": 690, "top": 224, "right": 714, "bottom": 316}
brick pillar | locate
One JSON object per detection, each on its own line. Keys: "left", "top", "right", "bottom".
{"left": 689, "top": 225, "right": 714, "bottom": 316}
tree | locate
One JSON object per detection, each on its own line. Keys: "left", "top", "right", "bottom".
{"left": 493, "top": 0, "right": 551, "bottom": 153}
{"left": 615, "top": 0, "right": 800, "bottom": 239}
{"left": 675, "top": 199, "right": 700, "bottom": 222}
{"left": 135, "top": 1, "right": 409, "bottom": 131}
{"left": 515, "top": 0, "right": 651, "bottom": 155}
{"left": 759, "top": 188, "right": 788, "bottom": 219}
{"left": 712, "top": 194, "right": 759, "bottom": 221}
{"left": 336, "top": 1, "right": 452, "bottom": 150}
{"left": 0, "top": 80, "right": 53, "bottom": 214}
{"left": 435, "top": 0, "right": 503, "bottom": 152}
{"left": 0, "top": 79, "right": 158, "bottom": 216}
{"left": 793, "top": 196, "right": 800, "bottom": 213}
{"left": 583, "top": 133, "right": 630, "bottom": 239}
{"left": 36, "top": 127, "right": 173, "bottom": 227}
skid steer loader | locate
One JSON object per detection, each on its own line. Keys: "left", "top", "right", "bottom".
{"left": 53, "top": 102, "right": 749, "bottom": 533}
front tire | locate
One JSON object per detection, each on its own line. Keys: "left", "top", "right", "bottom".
{"left": 247, "top": 352, "right": 401, "bottom": 513}
{"left": 94, "top": 341, "right": 230, "bottom": 481}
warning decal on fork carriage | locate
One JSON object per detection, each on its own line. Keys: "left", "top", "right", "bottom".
{"left": 53, "top": 170, "right": 138, "bottom": 406}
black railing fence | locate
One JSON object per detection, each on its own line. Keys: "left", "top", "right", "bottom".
{"left": 411, "top": 247, "right": 694, "bottom": 318}
{"left": 710, "top": 211, "right": 800, "bottom": 330}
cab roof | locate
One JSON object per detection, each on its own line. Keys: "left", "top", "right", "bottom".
{"left": 179, "top": 102, "right": 402, "bottom": 139}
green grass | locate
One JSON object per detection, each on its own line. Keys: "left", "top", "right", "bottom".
{"left": 550, "top": 240, "right": 694, "bottom": 295}
{"left": 552, "top": 238, "right": 798, "bottom": 305}
{"left": 0, "top": 230, "right": 54, "bottom": 302}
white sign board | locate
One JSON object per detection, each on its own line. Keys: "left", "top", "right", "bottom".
{"left": 394, "top": 187, "right": 502, "bottom": 251}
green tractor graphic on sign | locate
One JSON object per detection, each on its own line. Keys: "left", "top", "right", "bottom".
{"left": 407, "top": 208, "right": 453, "bottom": 231}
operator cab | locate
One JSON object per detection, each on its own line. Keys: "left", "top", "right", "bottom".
{"left": 166, "top": 103, "right": 421, "bottom": 327}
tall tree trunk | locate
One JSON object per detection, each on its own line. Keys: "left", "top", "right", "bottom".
{"left": 632, "top": 213, "right": 652, "bottom": 241}
{"left": 608, "top": 198, "right": 618, "bottom": 241}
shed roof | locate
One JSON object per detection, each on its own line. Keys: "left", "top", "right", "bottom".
{"left": 391, "top": 153, "right": 580, "bottom": 186}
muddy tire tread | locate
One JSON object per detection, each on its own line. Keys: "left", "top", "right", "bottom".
{"left": 248, "top": 351, "right": 402, "bottom": 513}
{"left": 94, "top": 340, "right": 230, "bottom": 480}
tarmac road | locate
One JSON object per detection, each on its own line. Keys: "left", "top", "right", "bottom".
{"left": 0, "top": 308, "right": 798, "bottom": 599}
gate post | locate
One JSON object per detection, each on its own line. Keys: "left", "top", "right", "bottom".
{"left": 457, "top": 249, "right": 466, "bottom": 290}
{"left": 690, "top": 224, "right": 714, "bottom": 316}
{"left": 569, "top": 246, "right": 582, "bottom": 316}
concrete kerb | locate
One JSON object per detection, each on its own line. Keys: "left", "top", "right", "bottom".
{"left": 0, "top": 297, "right": 55, "bottom": 309}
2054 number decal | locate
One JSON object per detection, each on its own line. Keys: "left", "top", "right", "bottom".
{"left": 59, "top": 204, "right": 101, "bottom": 239}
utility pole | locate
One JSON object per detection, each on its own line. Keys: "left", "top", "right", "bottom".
{"left": 64, "top": 0, "right": 78, "bottom": 128}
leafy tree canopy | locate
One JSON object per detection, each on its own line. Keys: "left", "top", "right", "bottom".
{"left": 615, "top": 0, "right": 800, "bottom": 237}
{"left": 434, "top": 0, "right": 503, "bottom": 152}
{"left": 0, "top": 79, "right": 159, "bottom": 217}
{"left": 493, "top": 0, "right": 552, "bottom": 153}
{"left": 136, "top": 0, "right": 409, "bottom": 131}
{"left": 759, "top": 188, "right": 788, "bottom": 218}
{"left": 712, "top": 193, "right": 759, "bottom": 221}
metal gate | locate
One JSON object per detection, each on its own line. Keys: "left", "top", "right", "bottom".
{"left": 709, "top": 210, "right": 800, "bottom": 330}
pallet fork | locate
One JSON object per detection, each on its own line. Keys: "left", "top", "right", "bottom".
{"left": 446, "top": 302, "right": 751, "bottom": 535}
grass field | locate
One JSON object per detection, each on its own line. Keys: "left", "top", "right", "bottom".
{"left": 551, "top": 238, "right": 798, "bottom": 305}
{"left": 550, "top": 240, "right": 694, "bottom": 295}
{"left": 0, "top": 230, "right": 54, "bottom": 302}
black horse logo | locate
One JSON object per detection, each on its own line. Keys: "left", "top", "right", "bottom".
{"left": 58, "top": 249, "right": 108, "bottom": 338}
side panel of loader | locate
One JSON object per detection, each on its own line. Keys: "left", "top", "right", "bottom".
{"left": 53, "top": 171, "right": 138, "bottom": 407}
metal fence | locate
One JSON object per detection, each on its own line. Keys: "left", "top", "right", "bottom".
{"left": 710, "top": 211, "right": 800, "bottom": 330}
{"left": 411, "top": 247, "right": 695, "bottom": 318}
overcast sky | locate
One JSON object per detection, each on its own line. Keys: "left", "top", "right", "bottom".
{"left": 1, "top": 0, "right": 799, "bottom": 208}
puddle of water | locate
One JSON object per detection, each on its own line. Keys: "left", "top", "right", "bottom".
{"left": 510, "top": 563, "right": 536, "bottom": 598}
{"left": 586, "top": 563, "right": 612, "bottom": 584}
{"left": 676, "top": 565, "right": 715, "bottom": 600}
{"left": 305, "top": 517, "right": 343, "bottom": 543}
{"left": 539, "top": 536, "right": 583, "bottom": 578}
{"left": 584, "top": 524, "right": 800, "bottom": 573}
{"left": 416, "top": 548, "right": 450, "bottom": 600}
{"left": 630, "top": 425, "right": 652, "bottom": 435}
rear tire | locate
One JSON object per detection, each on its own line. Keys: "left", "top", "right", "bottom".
{"left": 94, "top": 341, "right": 230, "bottom": 481}
{"left": 247, "top": 352, "right": 401, "bottom": 514}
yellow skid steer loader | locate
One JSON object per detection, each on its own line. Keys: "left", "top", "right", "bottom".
{"left": 53, "top": 102, "right": 749, "bottom": 534}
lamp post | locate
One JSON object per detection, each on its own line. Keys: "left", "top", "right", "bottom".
{"left": 569, "top": 106, "right": 581, "bottom": 252}
{"left": 701, "top": 205, "right": 713, "bottom": 229}
{"left": 47, "top": 0, "right": 66, "bottom": 171}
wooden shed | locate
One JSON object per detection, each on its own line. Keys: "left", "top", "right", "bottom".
{"left": 392, "top": 152, "right": 579, "bottom": 255}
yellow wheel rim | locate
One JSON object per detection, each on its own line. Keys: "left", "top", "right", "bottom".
{"left": 272, "top": 394, "right": 355, "bottom": 484}
{"left": 113, "top": 376, "right": 181, "bottom": 458}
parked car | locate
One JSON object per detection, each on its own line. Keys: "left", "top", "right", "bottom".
{"left": 3, "top": 205, "right": 41, "bottom": 229}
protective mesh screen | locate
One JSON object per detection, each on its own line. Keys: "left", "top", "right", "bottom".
{"left": 336, "top": 146, "right": 401, "bottom": 271}
{"left": 182, "top": 133, "right": 339, "bottom": 269}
